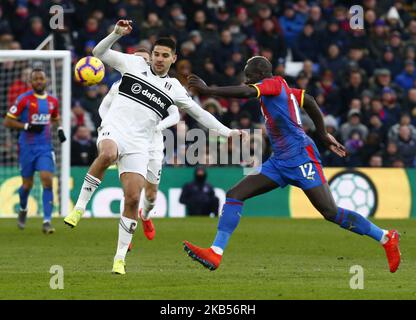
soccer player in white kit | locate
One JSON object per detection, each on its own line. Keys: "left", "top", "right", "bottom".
{"left": 64, "top": 20, "right": 244, "bottom": 275}
{"left": 98, "top": 48, "right": 180, "bottom": 248}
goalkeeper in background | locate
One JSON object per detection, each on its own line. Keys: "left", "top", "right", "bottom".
{"left": 3, "top": 68, "right": 67, "bottom": 234}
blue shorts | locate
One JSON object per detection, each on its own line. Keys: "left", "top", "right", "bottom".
{"left": 19, "top": 146, "right": 55, "bottom": 178}
{"left": 258, "top": 144, "right": 327, "bottom": 190}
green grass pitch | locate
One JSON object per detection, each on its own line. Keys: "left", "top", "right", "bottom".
{"left": 0, "top": 217, "right": 415, "bottom": 300}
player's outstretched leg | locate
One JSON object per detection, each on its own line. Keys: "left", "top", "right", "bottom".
{"left": 304, "top": 183, "right": 401, "bottom": 273}
{"left": 112, "top": 172, "right": 143, "bottom": 275}
{"left": 17, "top": 179, "right": 32, "bottom": 230}
{"left": 184, "top": 174, "right": 278, "bottom": 270}
{"left": 64, "top": 140, "right": 117, "bottom": 228}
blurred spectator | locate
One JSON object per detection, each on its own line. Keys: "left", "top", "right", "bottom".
{"left": 368, "top": 153, "right": 384, "bottom": 167}
{"left": 339, "top": 69, "right": 366, "bottom": 116}
{"left": 7, "top": 67, "right": 31, "bottom": 107}
{"left": 383, "top": 141, "right": 400, "bottom": 167}
{"left": 213, "top": 29, "right": 238, "bottom": 72}
{"left": 253, "top": 3, "right": 282, "bottom": 36}
{"left": 344, "top": 131, "right": 365, "bottom": 167}
{"left": 279, "top": 2, "right": 305, "bottom": 48}
{"left": 377, "top": 46, "right": 403, "bottom": 78}
{"left": 309, "top": 5, "right": 326, "bottom": 33}
{"left": 292, "top": 22, "right": 320, "bottom": 63}
{"left": 369, "top": 19, "right": 388, "bottom": 60}
{"left": 75, "top": 17, "right": 105, "bottom": 56}
{"left": 20, "top": 16, "right": 47, "bottom": 49}
{"left": 141, "top": 12, "right": 164, "bottom": 39}
{"left": 71, "top": 101, "right": 96, "bottom": 133}
{"left": 71, "top": 126, "right": 97, "bottom": 166}
{"left": 79, "top": 86, "right": 101, "bottom": 133}
{"left": 394, "top": 59, "right": 416, "bottom": 91}
{"left": 223, "top": 99, "right": 241, "bottom": 128}
{"left": 340, "top": 109, "right": 369, "bottom": 143}
{"left": 319, "top": 43, "right": 346, "bottom": 80}
{"left": 388, "top": 113, "right": 416, "bottom": 141}
{"left": 391, "top": 125, "right": 416, "bottom": 166}
{"left": 179, "top": 166, "right": 219, "bottom": 216}
{"left": 381, "top": 87, "right": 402, "bottom": 128}
{"left": 257, "top": 19, "right": 287, "bottom": 62}
{"left": 320, "top": 18, "right": 348, "bottom": 55}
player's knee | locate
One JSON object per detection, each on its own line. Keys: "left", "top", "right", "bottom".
{"left": 98, "top": 150, "right": 117, "bottom": 167}
{"left": 145, "top": 189, "right": 156, "bottom": 203}
{"left": 22, "top": 182, "right": 33, "bottom": 191}
{"left": 124, "top": 193, "right": 140, "bottom": 209}
{"left": 226, "top": 189, "right": 244, "bottom": 201}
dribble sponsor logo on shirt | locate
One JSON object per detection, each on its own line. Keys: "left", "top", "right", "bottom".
{"left": 31, "top": 113, "right": 51, "bottom": 124}
{"left": 140, "top": 88, "right": 167, "bottom": 109}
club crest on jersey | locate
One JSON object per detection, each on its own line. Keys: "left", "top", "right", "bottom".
{"left": 164, "top": 82, "right": 172, "bottom": 90}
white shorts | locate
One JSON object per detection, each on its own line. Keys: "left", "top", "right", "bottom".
{"left": 146, "top": 148, "right": 163, "bottom": 184}
{"left": 96, "top": 125, "right": 150, "bottom": 178}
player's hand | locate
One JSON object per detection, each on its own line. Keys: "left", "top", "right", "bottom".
{"left": 188, "top": 74, "right": 209, "bottom": 95}
{"left": 57, "top": 127, "right": 67, "bottom": 143}
{"left": 114, "top": 20, "right": 132, "bottom": 36}
{"left": 24, "top": 123, "right": 44, "bottom": 133}
{"left": 321, "top": 133, "right": 346, "bottom": 157}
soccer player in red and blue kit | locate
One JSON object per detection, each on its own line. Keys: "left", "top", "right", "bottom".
{"left": 184, "top": 56, "right": 401, "bottom": 273}
{"left": 4, "top": 68, "right": 66, "bottom": 234}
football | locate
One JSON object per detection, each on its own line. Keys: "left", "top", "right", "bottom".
{"left": 74, "top": 56, "right": 105, "bottom": 86}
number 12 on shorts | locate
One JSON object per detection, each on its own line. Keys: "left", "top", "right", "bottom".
{"left": 299, "top": 163, "right": 315, "bottom": 180}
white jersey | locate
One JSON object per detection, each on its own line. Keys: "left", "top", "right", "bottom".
{"left": 93, "top": 31, "right": 232, "bottom": 177}
{"left": 98, "top": 79, "right": 171, "bottom": 153}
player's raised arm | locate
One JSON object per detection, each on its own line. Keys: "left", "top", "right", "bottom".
{"left": 173, "top": 83, "right": 244, "bottom": 139}
{"left": 303, "top": 93, "right": 346, "bottom": 157}
{"left": 92, "top": 20, "right": 133, "bottom": 73}
{"left": 188, "top": 74, "right": 258, "bottom": 99}
{"left": 156, "top": 105, "right": 180, "bottom": 131}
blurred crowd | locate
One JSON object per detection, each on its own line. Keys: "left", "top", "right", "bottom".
{"left": 1, "top": 0, "right": 416, "bottom": 168}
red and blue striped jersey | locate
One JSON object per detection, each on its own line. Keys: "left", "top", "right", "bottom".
{"left": 7, "top": 90, "right": 59, "bottom": 146}
{"left": 250, "top": 76, "right": 314, "bottom": 166}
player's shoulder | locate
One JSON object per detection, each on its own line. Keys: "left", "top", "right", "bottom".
{"left": 16, "top": 90, "right": 34, "bottom": 103}
{"left": 259, "top": 75, "right": 284, "bottom": 85}
{"left": 46, "top": 93, "right": 59, "bottom": 103}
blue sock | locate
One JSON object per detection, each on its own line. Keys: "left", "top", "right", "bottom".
{"left": 212, "top": 198, "right": 243, "bottom": 252}
{"left": 18, "top": 186, "right": 30, "bottom": 210}
{"left": 43, "top": 188, "right": 53, "bottom": 222}
{"left": 333, "top": 207, "right": 384, "bottom": 242}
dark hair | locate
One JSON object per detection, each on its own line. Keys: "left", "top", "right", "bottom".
{"left": 153, "top": 37, "right": 176, "bottom": 53}
{"left": 247, "top": 56, "right": 272, "bottom": 74}
{"left": 31, "top": 68, "right": 46, "bottom": 76}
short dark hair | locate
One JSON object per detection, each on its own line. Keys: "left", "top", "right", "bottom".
{"left": 247, "top": 56, "right": 272, "bottom": 74}
{"left": 153, "top": 37, "right": 176, "bottom": 53}
{"left": 31, "top": 68, "right": 46, "bottom": 77}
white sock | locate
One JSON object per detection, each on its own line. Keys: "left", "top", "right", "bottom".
{"left": 142, "top": 196, "right": 155, "bottom": 220}
{"left": 211, "top": 246, "right": 223, "bottom": 255}
{"left": 74, "top": 173, "right": 101, "bottom": 210}
{"left": 380, "top": 230, "right": 389, "bottom": 245}
{"left": 114, "top": 215, "right": 137, "bottom": 262}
